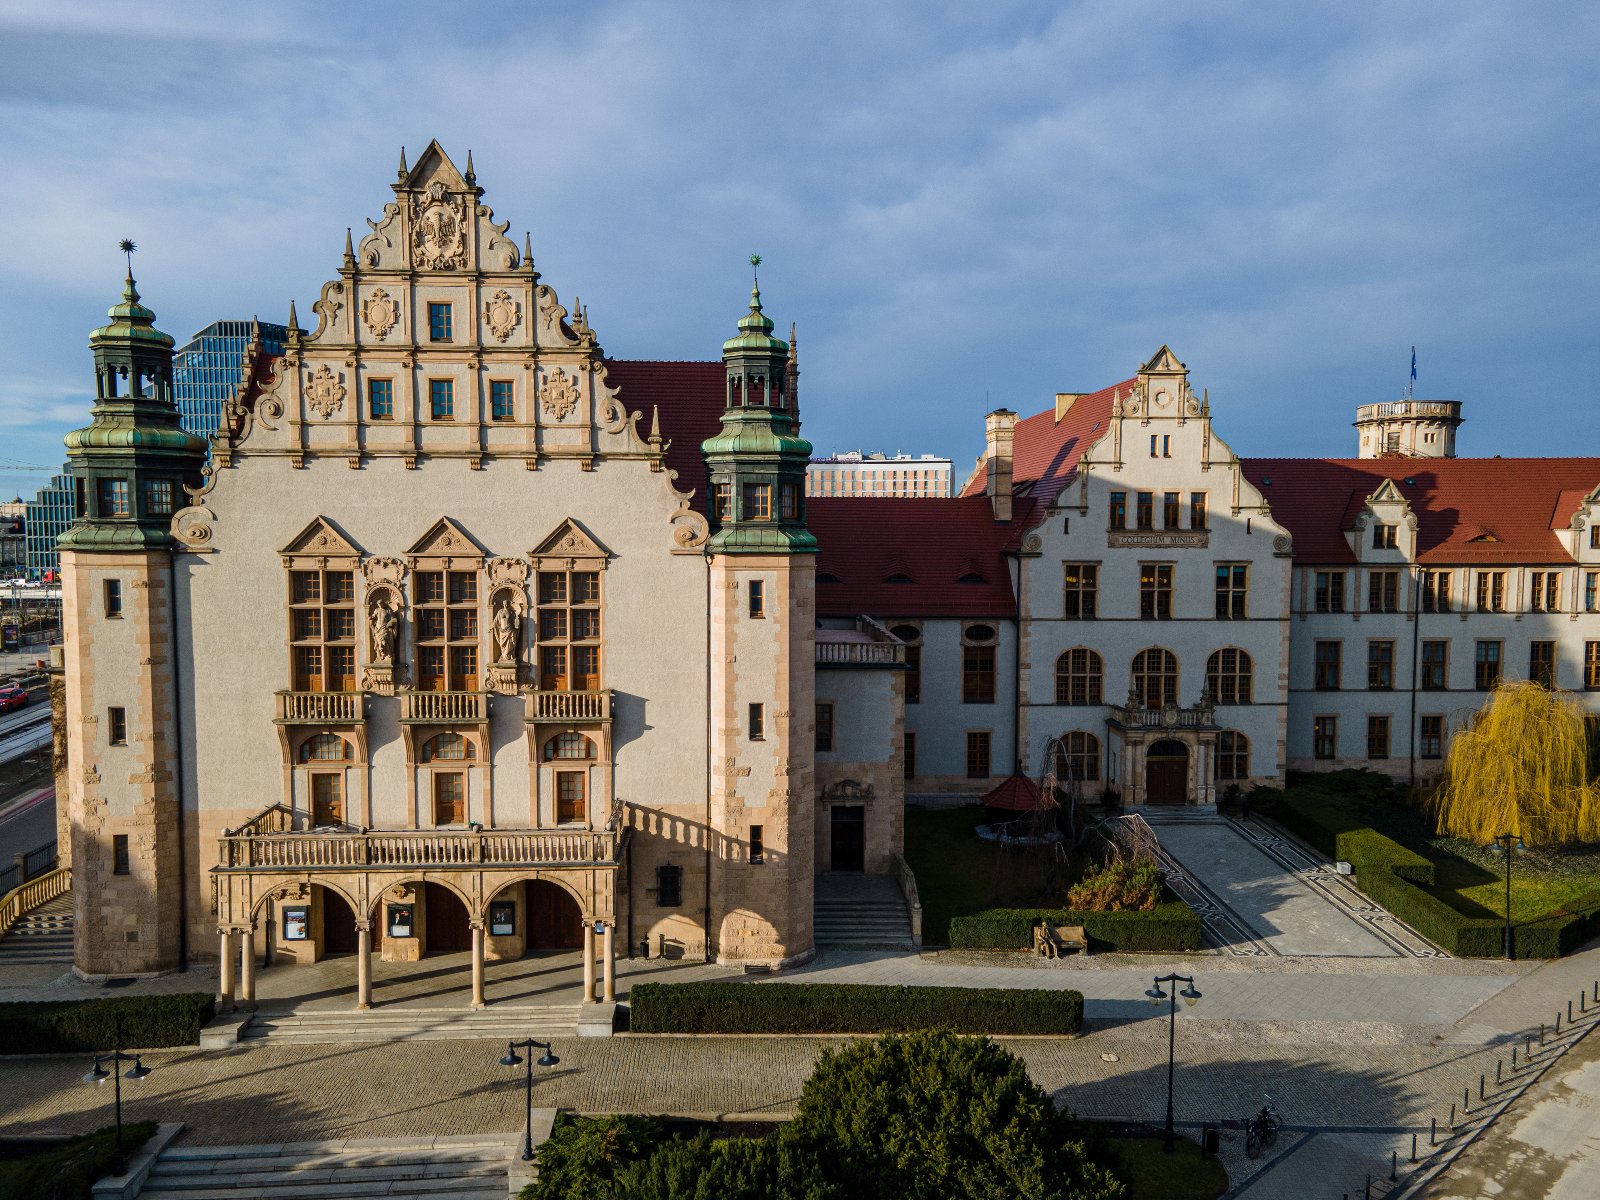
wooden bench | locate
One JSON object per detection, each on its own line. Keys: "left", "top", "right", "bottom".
{"left": 1033, "top": 920, "right": 1089, "bottom": 958}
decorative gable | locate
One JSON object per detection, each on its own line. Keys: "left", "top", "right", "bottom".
{"left": 280, "top": 516, "right": 362, "bottom": 567}
{"left": 1139, "top": 344, "right": 1185, "bottom": 375}
{"left": 530, "top": 518, "right": 610, "bottom": 567}
{"left": 404, "top": 517, "right": 485, "bottom": 566}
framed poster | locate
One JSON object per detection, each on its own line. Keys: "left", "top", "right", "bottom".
{"left": 282, "top": 906, "right": 309, "bottom": 941}
{"left": 489, "top": 901, "right": 516, "bottom": 937}
{"left": 387, "top": 902, "right": 415, "bottom": 938}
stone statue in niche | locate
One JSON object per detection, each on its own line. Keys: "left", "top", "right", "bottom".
{"left": 369, "top": 597, "right": 398, "bottom": 663}
{"left": 492, "top": 597, "right": 522, "bottom": 664}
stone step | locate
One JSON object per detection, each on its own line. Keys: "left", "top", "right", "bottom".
{"left": 243, "top": 1005, "right": 580, "bottom": 1043}
{"left": 142, "top": 1138, "right": 514, "bottom": 1200}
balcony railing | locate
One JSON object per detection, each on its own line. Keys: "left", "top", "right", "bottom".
{"left": 399, "top": 690, "right": 489, "bottom": 723}
{"left": 275, "top": 691, "right": 363, "bottom": 723}
{"left": 1356, "top": 400, "right": 1461, "bottom": 421}
{"left": 216, "top": 825, "right": 622, "bottom": 871}
{"left": 525, "top": 689, "right": 612, "bottom": 722}
{"left": 1108, "top": 702, "right": 1216, "bottom": 729}
{"left": 816, "top": 640, "right": 906, "bottom": 667}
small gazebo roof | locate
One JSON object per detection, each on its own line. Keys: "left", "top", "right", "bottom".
{"left": 981, "top": 774, "right": 1043, "bottom": 813}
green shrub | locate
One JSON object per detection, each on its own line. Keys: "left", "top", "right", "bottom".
{"left": 612, "top": 1134, "right": 842, "bottom": 1200}
{"left": 628, "top": 983, "right": 1082, "bottom": 1036}
{"left": 0, "top": 1122, "right": 157, "bottom": 1200}
{"left": 947, "top": 894, "right": 1202, "bottom": 952}
{"left": 523, "top": 1114, "right": 667, "bottom": 1199}
{"left": 1064, "top": 860, "right": 1163, "bottom": 912}
{"left": 0, "top": 994, "right": 214, "bottom": 1055}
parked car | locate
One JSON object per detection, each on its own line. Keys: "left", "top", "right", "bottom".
{"left": 0, "top": 684, "right": 29, "bottom": 712}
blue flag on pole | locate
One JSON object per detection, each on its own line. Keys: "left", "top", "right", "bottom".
{"left": 1410, "top": 347, "right": 1417, "bottom": 384}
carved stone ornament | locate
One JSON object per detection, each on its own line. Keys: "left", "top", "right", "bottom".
{"left": 822, "top": 779, "right": 876, "bottom": 803}
{"left": 483, "top": 290, "right": 521, "bottom": 341}
{"left": 306, "top": 365, "right": 346, "bottom": 419}
{"left": 411, "top": 184, "right": 465, "bottom": 270}
{"left": 273, "top": 883, "right": 311, "bottom": 903}
{"left": 539, "top": 368, "right": 581, "bottom": 421}
{"left": 362, "top": 288, "right": 400, "bottom": 339}
{"left": 487, "top": 555, "right": 532, "bottom": 592}
{"left": 361, "top": 555, "right": 406, "bottom": 590}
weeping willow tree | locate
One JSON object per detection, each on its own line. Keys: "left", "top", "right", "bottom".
{"left": 1429, "top": 681, "right": 1600, "bottom": 845}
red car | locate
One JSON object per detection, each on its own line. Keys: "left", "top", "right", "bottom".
{"left": 0, "top": 685, "right": 29, "bottom": 712}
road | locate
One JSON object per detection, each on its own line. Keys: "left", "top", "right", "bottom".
{"left": 0, "top": 784, "right": 55, "bottom": 870}
{"left": 0, "top": 708, "right": 49, "bottom": 765}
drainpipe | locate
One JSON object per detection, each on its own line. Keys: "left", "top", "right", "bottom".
{"left": 703, "top": 555, "right": 713, "bottom": 962}
{"left": 1408, "top": 565, "right": 1421, "bottom": 793}
{"left": 167, "top": 554, "right": 189, "bottom": 971}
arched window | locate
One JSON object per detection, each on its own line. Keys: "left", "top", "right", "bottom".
{"left": 1216, "top": 731, "right": 1250, "bottom": 781}
{"left": 885, "top": 572, "right": 914, "bottom": 584}
{"left": 543, "top": 731, "right": 596, "bottom": 761}
{"left": 1206, "top": 648, "right": 1254, "bottom": 705}
{"left": 420, "top": 733, "right": 476, "bottom": 762}
{"left": 1131, "top": 649, "right": 1178, "bottom": 710}
{"left": 298, "top": 733, "right": 352, "bottom": 762}
{"left": 1054, "top": 649, "right": 1104, "bottom": 706}
{"left": 1054, "top": 731, "right": 1101, "bottom": 782}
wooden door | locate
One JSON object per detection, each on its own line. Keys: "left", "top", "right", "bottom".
{"left": 556, "top": 771, "right": 586, "bottom": 824}
{"left": 830, "top": 806, "right": 866, "bottom": 872}
{"left": 320, "top": 888, "right": 357, "bottom": 955}
{"left": 433, "top": 771, "right": 465, "bottom": 825}
{"left": 1145, "top": 741, "right": 1189, "bottom": 805}
{"left": 311, "top": 773, "right": 343, "bottom": 826}
{"left": 526, "top": 881, "right": 582, "bottom": 950}
{"left": 423, "top": 882, "right": 471, "bottom": 954}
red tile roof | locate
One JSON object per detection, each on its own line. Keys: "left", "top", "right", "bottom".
{"left": 809, "top": 496, "right": 1017, "bottom": 617}
{"left": 1240, "top": 458, "right": 1600, "bottom": 564}
{"left": 959, "top": 380, "right": 1130, "bottom": 509}
{"left": 604, "top": 359, "right": 728, "bottom": 512}
{"left": 980, "top": 774, "right": 1044, "bottom": 812}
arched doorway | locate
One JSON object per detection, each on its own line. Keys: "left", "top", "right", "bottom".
{"left": 1146, "top": 739, "right": 1189, "bottom": 806}
{"left": 424, "top": 882, "right": 472, "bottom": 954}
{"left": 320, "top": 885, "right": 358, "bottom": 956}
{"left": 526, "top": 880, "right": 582, "bottom": 951}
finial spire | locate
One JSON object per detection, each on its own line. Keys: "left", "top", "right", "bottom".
{"left": 287, "top": 299, "right": 299, "bottom": 331}
{"left": 789, "top": 322, "right": 797, "bottom": 364}
{"left": 118, "top": 238, "right": 137, "bottom": 279}
{"left": 397, "top": 146, "right": 408, "bottom": 180}
{"left": 343, "top": 227, "right": 355, "bottom": 265}
{"left": 522, "top": 231, "right": 533, "bottom": 269}
{"left": 649, "top": 404, "right": 661, "bottom": 442}
{"left": 465, "top": 148, "right": 475, "bottom": 181}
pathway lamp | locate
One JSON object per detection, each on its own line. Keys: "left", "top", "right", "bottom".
{"left": 1147, "top": 972, "right": 1202, "bottom": 1154}
{"left": 500, "top": 1038, "right": 559, "bottom": 1161}
{"left": 1488, "top": 834, "right": 1527, "bottom": 961}
{"left": 82, "top": 1033, "right": 152, "bottom": 1176}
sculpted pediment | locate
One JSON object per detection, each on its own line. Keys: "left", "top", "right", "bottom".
{"left": 405, "top": 517, "right": 486, "bottom": 561}
{"left": 1366, "top": 478, "right": 1408, "bottom": 506}
{"left": 1139, "top": 345, "right": 1185, "bottom": 375}
{"left": 280, "top": 516, "right": 362, "bottom": 561}
{"left": 531, "top": 518, "right": 610, "bottom": 563}
{"left": 401, "top": 139, "right": 472, "bottom": 194}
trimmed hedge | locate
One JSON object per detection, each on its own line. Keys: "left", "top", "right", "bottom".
{"left": 947, "top": 893, "right": 1203, "bottom": 953}
{"left": 0, "top": 993, "right": 214, "bottom": 1055}
{"left": 0, "top": 1122, "right": 158, "bottom": 1200}
{"left": 629, "top": 982, "right": 1083, "bottom": 1035}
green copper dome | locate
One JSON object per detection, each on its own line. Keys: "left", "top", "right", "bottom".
{"left": 721, "top": 284, "right": 788, "bottom": 356}
{"left": 89, "top": 276, "right": 176, "bottom": 350}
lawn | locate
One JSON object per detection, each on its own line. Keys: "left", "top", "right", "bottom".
{"left": 904, "top": 805, "right": 1085, "bottom": 944}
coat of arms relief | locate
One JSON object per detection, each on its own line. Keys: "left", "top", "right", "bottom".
{"left": 306, "top": 365, "right": 346, "bottom": 419}
{"left": 361, "top": 289, "right": 400, "bottom": 339}
{"left": 539, "top": 368, "right": 581, "bottom": 421}
{"left": 411, "top": 183, "right": 465, "bottom": 270}
{"left": 483, "top": 290, "right": 521, "bottom": 341}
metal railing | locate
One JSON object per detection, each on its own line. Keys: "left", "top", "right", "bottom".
{"left": 216, "top": 825, "right": 622, "bottom": 871}
{"left": 0, "top": 840, "right": 58, "bottom": 897}
{"left": 399, "top": 690, "right": 489, "bottom": 723}
{"left": 524, "top": 689, "right": 612, "bottom": 721}
{"left": 275, "top": 690, "right": 363, "bottom": 723}
{"left": 0, "top": 866, "right": 69, "bottom": 941}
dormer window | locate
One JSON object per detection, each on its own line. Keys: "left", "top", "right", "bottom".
{"left": 742, "top": 483, "right": 772, "bottom": 521}
{"left": 98, "top": 478, "right": 131, "bottom": 519}
{"left": 958, "top": 572, "right": 987, "bottom": 585}
{"left": 886, "top": 573, "right": 913, "bottom": 584}
{"left": 713, "top": 484, "right": 733, "bottom": 523}
{"left": 1372, "top": 523, "right": 1398, "bottom": 549}
{"left": 143, "top": 478, "right": 174, "bottom": 518}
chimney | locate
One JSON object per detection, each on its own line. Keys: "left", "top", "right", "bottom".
{"left": 984, "top": 409, "right": 1017, "bottom": 522}
{"left": 1055, "top": 393, "right": 1083, "bottom": 422}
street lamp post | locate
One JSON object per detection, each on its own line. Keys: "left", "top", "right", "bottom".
{"left": 1146, "top": 972, "right": 1202, "bottom": 1154}
{"left": 83, "top": 1031, "right": 152, "bottom": 1176}
{"left": 1488, "top": 833, "right": 1526, "bottom": 961}
{"left": 500, "top": 1038, "right": 559, "bottom": 1161}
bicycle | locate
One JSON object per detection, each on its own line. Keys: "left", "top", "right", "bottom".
{"left": 1243, "top": 1095, "right": 1284, "bottom": 1159}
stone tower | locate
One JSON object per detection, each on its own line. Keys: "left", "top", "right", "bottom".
{"left": 1354, "top": 398, "right": 1463, "bottom": 458}
{"left": 59, "top": 267, "right": 208, "bottom": 977}
{"left": 700, "top": 280, "right": 818, "bottom": 967}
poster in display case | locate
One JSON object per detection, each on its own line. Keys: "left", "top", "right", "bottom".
{"left": 489, "top": 901, "right": 516, "bottom": 937}
{"left": 283, "top": 906, "right": 309, "bottom": 941}
{"left": 387, "top": 902, "right": 415, "bottom": 938}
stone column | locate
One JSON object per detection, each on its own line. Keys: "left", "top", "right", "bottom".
{"left": 601, "top": 921, "right": 616, "bottom": 1003}
{"left": 581, "top": 922, "right": 596, "bottom": 1003}
{"left": 217, "top": 927, "right": 235, "bottom": 1010}
{"left": 470, "top": 923, "right": 487, "bottom": 1009}
{"left": 238, "top": 925, "right": 257, "bottom": 1008}
{"left": 356, "top": 922, "right": 373, "bottom": 1010}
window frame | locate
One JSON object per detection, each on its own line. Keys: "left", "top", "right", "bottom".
{"left": 368, "top": 377, "right": 394, "bottom": 420}
{"left": 1476, "top": 571, "right": 1506, "bottom": 613}
{"left": 1584, "top": 641, "right": 1600, "bottom": 691}
{"left": 1215, "top": 730, "right": 1250, "bottom": 781}
{"left": 1421, "top": 570, "right": 1452, "bottom": 613}
{"left": 107, "top": 706, "right": 127, "bottom": 746}
{"left": 1062, "top": 563, "right": 1098, "bottom": 619}
{"left": 1367, "top": 640, "right": 1395, "bottom": 691}
{"left": 1366, "top": 714, "right": 1391, "bottom": 760}
{"left": 1421, "top": 640, "right": 1449, "bottom": 691}
{"left": 1055, "top": 731, "right": 1101, "bottom": 782}
{"left": 489, "top": 379, "right": 515, "bottom": 422}
{"left": 815, "top": 702, "right": 835, "bottom": 752}
{"left": 1367, "top": 569, "right": 1400, "bottom": 613}
{"left": 1054, "top": 648, "right": 1104, "bottom": 706}
{"left": 1108, "top": 492, "right": 1127, "bottom": 530}
{"left": 748, "top": 702, "right": 765, "bottom": 741}
{"left": 1206, "top": 648, "right": 1253, "bottom": 705}
{"left": 428, "top": 378, "right": 455, "bottom": 421}
{"left": 1313, "top": 715, "right": 1338, "bottom": 760}
{"left": 1474, "top": 640, "right": 1503, "bottom": 690}
{"left": 103, "top": 579, "right": 123, "bottom": 619}
{"left": 1214, "top": 563, "right": 1248, "bottom": 619}
{"left": 1131, "top": 647, "right": 1178, "bottom": 710}
{"left": 1314, "top": 570, "right": 1346, "bottom": 613}
{"left": 965, "top": 730, "right": 992, "bottom": 780}
{"left": 1529, "top": 641, "right": 1557, "bottom": 688}
{"left": 535, "top": 566, "right": 602, "bottom": 692}
{"left": 748, "top": 579, "right": 765, "bottom": 619}
{"left": 1139, "top": 562, "right": 1174, "bottom": 620}
{"left": 427, "top": 301, "right": 453, "bottom": 342}
{"left": 1419, "top": 714, "right": 1444, "bottom": 760}
{"left": 1313, "top": 640, "right": 1342, "bottom": 691}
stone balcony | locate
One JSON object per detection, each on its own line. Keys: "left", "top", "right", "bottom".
{"left": 1108, "top": 699, "right": 1219, "bottom": 731}
{"left": 399, "top": 690, "right": 490, "bottom": 724}
{"left": 274, "top": 690, "right": 364, "bottom": 724}
{"left": 524, "top": 689, "right": 613, "bottom": 722}
{"left": 816, "top": 616, "right": 907, "bottom": 668}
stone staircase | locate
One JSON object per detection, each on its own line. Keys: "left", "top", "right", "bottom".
{"left": 0, "top": 891, "right": 73, "bottom": 965}
{"left": 139, "top": 1135, "right": 517, "bottom": 1199}
{"left": 242, "top": 1003, "right": 583, "bottom": 1044}
{"left": 814, "top": 873, "right": 915, "bottom": 949}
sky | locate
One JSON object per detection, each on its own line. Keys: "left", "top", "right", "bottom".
{"left": 1, "top": 0, "right": 1596, "bottom": 503}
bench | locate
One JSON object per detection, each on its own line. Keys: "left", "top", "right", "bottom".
{"left": 1033, "top": 920, "right": 1089, "bottom": 958}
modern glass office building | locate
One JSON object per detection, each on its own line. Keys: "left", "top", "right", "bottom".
{"left": 25, "top": 465, "right": 77, "bottom": 576}
{"left": 172, "top": 319, "right": 288, "bottom": 438}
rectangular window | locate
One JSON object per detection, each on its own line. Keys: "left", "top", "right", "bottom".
{"left": 428, "top": 378, "right": 454, "bottom": 420}
{"left": 1592, "top": 525, "right": 1600, "bottom": 549}
{"left": 1367, "top": 715, "right": 1391, "bottom": 760}
{"left": 904, "top": 731, "right": 916, "bottom": 779}
{"left": 780, "top": 483, "right": 799, "bottom": 522}
{"left": 416, "top": 569, "right": 479, "bottom": 691}
{"left": 1314, "top": 571, "right": 1346, "bottom": 613}
{"left": 490, "top": 380, "right": 515, "bottom": 421}
{"left": 142, "top": 478, "right": 174, "bottom": 517}
{"left": 1585, "top": 642, "right": 1600, "bottom": 690}
{"left": 1530, "top": 572, "right": 1561, "bottom": 613}
{"left": 1367, "top": 570, "right": 1400, "bottom": 613}
{"left": 1163, "top": 492, "right": 1180, "bottom": 529}
{"left": 1420, "top": 715, "right": 1444, "bottom": 759}
{"left": 963, "top": 643, "right": 996, "bottom": 703}
{"left": 112, "top": 834, "right": 129, "bottom": 876}
{"left": 743, "top": 482, "right": 772, "bottom": 521}
{"left": 656, "top": 864, "right": 682, "bottom": 908}
{"left": 815, "top": 702, "right": 834, "bottom": 752}
{"left": 104, "top": 579, "right": 122, "bottom": 619}
{"left": 1421, "top": 570, "right": 1452, "bottom": 613}
{"left": 1372, "top": 524, "right": 1397, "bottom": 549}
{"left": 965, "top": 731, "right": 991, "bottom": 779}
{"left": 1062, "top": 563, "right": 1098, "bottom": 619}
{"left": 748, "top": 702, "right": 765, "bottom": 741}
{"left": 1475, "top": 640, "right": 1502, "bottom": 690}
{"left": 1587, "top": 572, "right": 1599, "bottom": 613}
{"left": 1476, "top": 571, "right": 1506, "bottom": 613}
{"left": 99, "top": 477, "right": 131, "bottom": 519}
{"left": 1367, "top": 640, "right": 1395, "bottom": 690}
{"left": 1139, "top": 563, "right": 1174, "bottom": 620}
{"left": 1215, "top": 564, "right": 1248, "bottom": 619}
{"left": 749, "top": 825, "right": 764, "bottom": 865}
{"left": 1135, "top": 492, "right": 1154, "bottom": 531}
{"left": 1190, "top": 492, "right": 1207, "bottom": 530}
{"left": 427, "top": 301, "right": 452, "bottom": 341}
{"left": 713, "top": 484, "right": 733, "bottom": 523}
{"left": 1314, "top": 640, "right": 1342, "bottom": 691}
{"left": 433, "top": 772, "right": 465, "bottom": 825}
{"left": 748, "top": 579, "right": 765, "bottom": 619}
{"left": 1421, "top": 640, "right": 1449, "bottom": 690}
{"left": 1108, "top": 492, "right": 1127, "bottom": 530}
{"left": 1530, "top": 641, "right": 1557, "bottom": 688}
{"left": 290, "top": 568, "right": 357, "bottom": 692}
{"left": 1313, "top": 716, "right": 1338, "bottom": 760}
{"left": 556, "top": 771, "right": 586, "bottom": 824}
{"left": 535, "top": 569, "right": 601, "bottom": 691}
{"left": 108, "top": 706, "right": 127, "bottom": 746}
{"left": 368, "top": 378, "right": 394, "bottom": 419}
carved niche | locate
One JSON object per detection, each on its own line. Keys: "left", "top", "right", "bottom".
{"left": 362, "top": 288, "right": 400, "bottom": 340}
{"left": 538, "top": 368, "right": 581, "bottom": 421}
{"left": 483, "top": 290, "right": 521, "bottom": 342}
{"left": 305, "top": 364, "right": 346, "bottom": 419}
{"left": 411, "top": 182, "right": 465, "bottom": 270}
{"left": 821, "top": 780, "right": 876, "bottom": 805}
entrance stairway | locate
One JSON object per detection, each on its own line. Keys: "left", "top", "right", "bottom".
{"left": 814, "top": 874, "right": 915, "bottom": 950}
{"left": 0, "top": 891, "right": 73, "bottom": 965}
{"left": 139, "top": 1136, "right": 517, "bottom": 1199}
{"left": 242, "top": 1003, "right": 583, "bottom": 1044}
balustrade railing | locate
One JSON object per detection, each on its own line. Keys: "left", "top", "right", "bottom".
{"left": 1109, "top": 704, "right": 1213, "bottom": 729}
{"left": 0, "top": 867, "right": 69, "bottom": 941}
{"left": 525, "top": 689, "right": 612, "bottom": 721}
{"left": 216, "top": 825, "right": 621, "bottom": 871}
{"left": 399, "top": 690, "right": 489, "bottom": 723}
{"left": 816, "top": 640, "right": 906, "bottom": 666}
{"left": 275, "top": 690, "right": 363, "bottom": 723}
